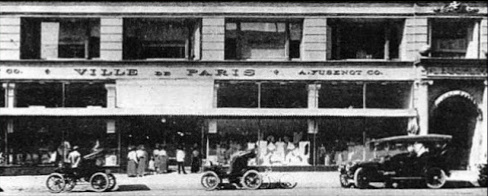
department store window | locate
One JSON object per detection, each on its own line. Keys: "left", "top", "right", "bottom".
{"left": 327, "top": 18, "right": 403, "bottom": 60}
{"left": 207, "top": 118, "right": 310, "bottom": 166}
{"left": 123, "top": 18, "right": 200, "bottom": 60}
{"left": 15, "top": 82, "right": 107, "bottom": 108}
{"left": 318, "top": 82, "right": 411, "bottom": 109}
{"left": 0, "top": 117, "right": 119, "bottom": 166}
{"left": 225, "top": 19, "right": 302, "bottom": 60}
{"left": 21, "top": 18, "right": 100, "bottom": 59}
{"left": 430, "top": 19, "right": 479, "bottom": 58}
{"left": 215, "top": 81, "right": 307, "bottom": 108}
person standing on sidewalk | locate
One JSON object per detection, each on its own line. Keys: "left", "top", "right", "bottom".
{"left": 159, "top": 145, "right": 169, "bottom": 173}
{"left": 176, "top": 145, "right": 187, "bottom": 174}
{"left": 127, "top": 145, "right": 138, "bottom": 177}
{"left": 190, "top": 143, "right": 201, "bottom": 173}
{"left": 136, "top": 145, "right": 148, "bottom": 177}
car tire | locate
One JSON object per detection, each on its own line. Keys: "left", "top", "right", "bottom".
{"left": 425, "top": 167, "right": 447, "bottom": 189}
{"left": 354, "top": 168, "right": 369, "bottom": 189}
{"left": 46, "top": 173, "right": 66, "bottom": 193}
{"left": 201, "top": 171, "right": 220, "bottom": 191}
{"left": 340, "top": 174, "right": 350, "bottom": 188}
{"left": 241, "top": 170, "right": 262, "bottom": 190}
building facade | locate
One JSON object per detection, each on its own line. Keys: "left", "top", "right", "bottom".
{"left": 0, "top": 1, "right": 486, "bottom": 175}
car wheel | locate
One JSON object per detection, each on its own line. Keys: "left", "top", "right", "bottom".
{"left": 107, "top": 173, "right": 117, "bottom": 191}
{"left": 241, "top": 170, "right": 262, "bottom": 190}
{"left": 425, "top": 167, "right": 447, "bottom": 189}
{"left": 354, "top": 168, "right": 369, "bottom": 189}
{"left": 46, "top": 173, "right": 66, "bottom": 193}
{"left": 89, "top": 172, "right": 109, "bottom": 192}
{"left": 201, "top": 171, "right": 220, "bottom": 191}
{"left": 340, "top": 174, "right": 350, "bottom": 188}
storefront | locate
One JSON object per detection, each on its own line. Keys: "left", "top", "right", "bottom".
{"left": 0, "top": 61, "right": 418, "bottom": 173}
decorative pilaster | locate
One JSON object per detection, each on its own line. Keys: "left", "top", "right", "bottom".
{"left": 105, "top": 83, "right": 116, "bottom": 108}
{"left": 414, "top": 80, "right": 433, "bottom": 135}
{"left": 213, "top": 83, "right": 220, "bottom": 108}
{"left": 307, "top": 84, "right": 321, "bottom": 108}
{"left": 2, "top": 83, "right": 16, "bottom": 108}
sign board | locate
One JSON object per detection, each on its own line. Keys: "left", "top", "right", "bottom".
{"left": 0, "top": 66, "right": 415, "bottom": 81}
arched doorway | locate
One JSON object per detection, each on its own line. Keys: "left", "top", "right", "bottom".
{"left": 430, "top": 91, "right": 480, "bottom": 170}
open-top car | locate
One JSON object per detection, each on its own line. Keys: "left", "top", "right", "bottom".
{"left": 339, "top": 134, "right": 452, "bottom": 189}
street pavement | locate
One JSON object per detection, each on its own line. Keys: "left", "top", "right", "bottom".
{"left": 0, "top": 169, "right": 483, "bottom": 195}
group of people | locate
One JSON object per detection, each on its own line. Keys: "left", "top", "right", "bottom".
{"left": 127, "top": 143, "right": 202, "bottom": 177}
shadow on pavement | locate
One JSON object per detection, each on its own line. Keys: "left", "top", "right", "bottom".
{"left": 116, "top": 184, "right": 152, "bottom": 192}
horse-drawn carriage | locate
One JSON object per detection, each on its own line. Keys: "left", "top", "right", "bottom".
{"left": 46, "top": 150, "right": 116, "bottom": 193}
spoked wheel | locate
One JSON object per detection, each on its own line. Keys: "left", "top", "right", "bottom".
{"left": 201, "top": 171, "right": 220, "bottom": 191}
{"left": 339, "top": 174, "right": 350, "bottom": 188}
{"left": 354, "top": 168, "right": 369, "bottom": 189}
{"left": 64, "top": 176, "right": 77, "bottom": 192}
{"left": 89, "top": 172, "right": 109, "bottom": 192}
{"left": 279, "top": 173, "right": 297, "bottom": 189}
{"left": 241, "top": 170, "right": 262, "bottom": 190}
{"left": 107, "top": 173, "right": 117, "bottom": 191}
{"left": 425, "top": 167, "right": 447, "bottom": 189}
{"left": 46, "top": 173, "right": 66, "bottom": 193}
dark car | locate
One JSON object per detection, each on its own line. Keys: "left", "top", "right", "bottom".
{"left": 339, "top": 134, "right": 452, "bottom": 189}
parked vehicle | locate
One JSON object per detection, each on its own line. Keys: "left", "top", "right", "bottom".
{"left": 339, "top": 134, "right": 452, "bottom": 189}
{"left": 201, "top": 150, "right": 262, "bottom": 190}
{"left": 46, "top": 150, "right": 116, "bottom": 193}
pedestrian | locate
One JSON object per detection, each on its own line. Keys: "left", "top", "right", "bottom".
{"left": 190, "top": 143, "right": 201, "bottom": 173}
{"left": 127, "top": 145, "right": 138, "bottom": 177}
{"left": 176, "top": 145, "right": 187, "bottom": 174}
{"left": 152, "top": 143, "right": 161, "bottom": 173}
{"left": 136, "top": 145, "right": 148, "bottom": 177}
{"left": 159, "top": 145, "right": 169, "bottom": 173}
{"left": 67, "top": 146, "right": 81, "bottom": 168}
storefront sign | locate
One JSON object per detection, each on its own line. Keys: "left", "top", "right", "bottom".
{"left": 0, "top": 66, "right": 415, "bottom": 81}
{"left": 427, "top": 67, "right": 488, "bottom": 77}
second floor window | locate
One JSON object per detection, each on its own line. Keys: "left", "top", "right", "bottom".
{"left": 225, "top": 19, "right": 302, "bottom": 60}
{"left": 21, "top": 18, "right": 100, "bottom": 60}
{"left": 430, "top": 18, "right": 479, "bottom": 58}
{"left": 123, "top": 18, "right": 200, "bottom": 60}
{"left": 327, "top": 18, "right": 403, "bottom": 60}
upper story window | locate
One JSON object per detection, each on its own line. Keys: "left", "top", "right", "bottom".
{"left": 327, "top": 18, "right": 404, "bottom": 60}
{"left": 15, "top": 82, "right": 107, "bottom": 108}
{"left": 216, "top": 80, "right": 307, "bottom": 108}
{"left": 21, "top": 18, "right": 100, "bottom": 60}
{"left": 225, "top": 19, "right": 302, "bottom": 60}
{"left": 123, "top": 18, "right": 200, "bottom": 60}
{"left": 430, "top": 18, "right": 480, "bottom": 58}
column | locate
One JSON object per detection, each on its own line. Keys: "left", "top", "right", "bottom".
{"left": 100, "top": 17, "right": 123, "bottom": 60}
{"left": 302, "top": 18, "right": 327, "bottom": 61}
{"left": 481, "top": 18, "right": 487, "bottom": 58}
{"left": 3, "top": 83, "right": 16, "bottom": 108}
{"left": 0, "top": 16, "right": 21, "bottom": 60}
{"left": 201, "top": 17, "right": 225, "bottom": 61}
{"left": 414, "top": 80, "right": 432, "bottom": 135}
{"left": 213, "top": 83, "right": 219, "bottom": 108}
{"left": 105, "top": 83, "right": 116, "bottom": 108}
{"left": 307, "top": 84, "right": 321, "bottom": 109}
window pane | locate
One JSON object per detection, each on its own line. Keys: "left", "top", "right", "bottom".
{"left": 65, "top": 83, "right": 107, "bottom": 107}
{"left": 366, "top": 82, "right": 411, "bottom": 109}
{"left": 16, "top": 83, "right": 63, "bottom": 108}
{"left": 431, "top": 19, "right": 471, "bottom": 58}
{"left": 261, "top": 82, "right": 307, "bottom": 108}
{"left": 216, "top": 81, "right": 258, "bottom": 108}
{"left": 124, "top": 19, "right": 192, "bottom": 59}
{"left": 318, "top": 83, "right": 363, "bottom": 108}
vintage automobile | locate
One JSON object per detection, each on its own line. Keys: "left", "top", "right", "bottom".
{"left": 201, "top": 149, "right": 263, "bottom": 190}
{"left": 46, "top": 149, "right": 116, "bottom": 193}
{"left": 339, "top": 134, "right": 452, "bottom": 189}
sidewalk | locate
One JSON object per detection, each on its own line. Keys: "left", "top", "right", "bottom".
{"left": 0, "top": 170, "right": 480, "bottom": 193}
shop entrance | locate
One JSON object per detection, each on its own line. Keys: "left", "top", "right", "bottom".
{"left": 431, "top": 92, "right": 480, "bottom": 170}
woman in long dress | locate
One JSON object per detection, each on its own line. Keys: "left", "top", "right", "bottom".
{"left": 136, "top": 145, "right": 147, "bottom": 177}
{"left": 127, "top": 145, "right": 138, "bottom": 177}
{"left": 159, "top": 145, "right": 168, "bottom": 173}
